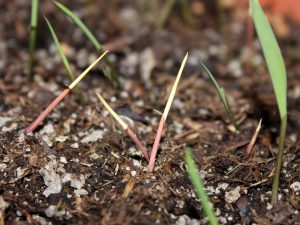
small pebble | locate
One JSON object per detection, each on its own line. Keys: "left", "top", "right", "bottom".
{"left": 71, "top": 143, "right": 79, "bottom": 149}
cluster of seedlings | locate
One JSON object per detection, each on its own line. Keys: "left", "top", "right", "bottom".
{"left": 26, "top": 0, "right": 288, "bottom": 223}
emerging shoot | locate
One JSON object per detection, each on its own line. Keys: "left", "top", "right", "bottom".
{"left": 185, "top": 147, "right": 219, "bottom": 225}
{"left": 45, "top": 17, "right": 74, "bottom": 82}
{"left": 28, "top": 0, "right": 39, "bottom": 80}
{"left": 250, "top": 0, "right": 287, "bottom": 203}
{"left": 147, "top": 53, "right": 188, "bottom": 172}
{"left": 199, "top": 61, "right": 237, "bottom": 129}
{"left": 54, "top": 1, "right": 119, "bottom": 88}
{"left": 156, "top": 0, "right": 176, "bottom": 29}
{"left": 25, "top": 51, "right": 109, "bottom": 134}
{"left": 246, "top": 119, "right": 262, "bottom": 155}
{"left": 95, "top": 92, "right": 150, "bottom": 161}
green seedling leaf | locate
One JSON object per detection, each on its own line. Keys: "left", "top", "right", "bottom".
{"left": 156, "top": 0, "right": 176, "bottom": 29}
{"left": 199, "top": 61, "right": 237, "bottom": 129}
{"left": 185, "top": 147, "right": 219, "bottom": 225}
{"left": 28, "top": 0, "right": 39, "bottom": 80}
{"left": 103, "top": 68, "right": 113, "bottom": 82}
{"left": 54, "top": 1, "right": 120, "bottom": 88}
{"left": 54, "top": 1, "right": 102, "bottom": 51}
{"left": 250, "top": 0, "right": 288, "bottom": 204}
{"left": 250, "top": 0, "right": 287, "bottom": 119}
{"left": 45, "top": 17, "right": 74, "bottom": 82}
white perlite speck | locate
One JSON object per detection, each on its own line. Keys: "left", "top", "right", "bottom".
{"left": 39, "top": 160, "right": 62, "bottom": 197}
{"left": 81, "top": 130, "right": 104, "bottom": 143}
{"left": 0, "top": 163, "right": 7, "bottom": 172}
{"left": 290, "top": 181, "right": 300, "bottom": 192}
{"left": 62, "top": 173, "right": 86, "bottom": 189}
{"left": 225, "top": 186, "right": 241, "bottom": 204}
{"left": 0, "top": 196, "right": 9, "bottom": 216}
{"left": 71, "top": 143, "right": 79, "bottom": 148}
{"left": 175, "top": 215, "right": 200, "bottom": 225}
{"left": 74, "top": 188, "right": 88, "bottom": 196}
{"left": 39, "top": 123, "right": 55, "bottom": 135}
{"left": 32, "top": 214, "right": 53, "bottom": 225}
{"left": 0, "top": 117, "right": 12, "bottom": 127}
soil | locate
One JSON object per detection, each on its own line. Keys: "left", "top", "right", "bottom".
{"left": 0, "top": 1, "right": 299, "bottom": 225}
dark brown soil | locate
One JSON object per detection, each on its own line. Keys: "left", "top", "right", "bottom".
{"left": 0, "top": 1, "right": 299, "bottom": 225}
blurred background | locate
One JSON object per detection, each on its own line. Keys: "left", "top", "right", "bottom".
{"left": 1, "top": 0, "right": 300, "bottom": 85}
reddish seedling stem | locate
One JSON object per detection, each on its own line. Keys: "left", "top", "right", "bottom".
{"left": 95, "top": 91, "right": 149, "bottom": 161}
{"left": 25, "top": 51, "right": 109, "bottom": 134}
{"left": 147, "top": 117, "right": 165, "bottom": 172}
{"left": 147, "top": 53, "right": 188, "bottom": 172}
{"left": 25, "top": 88, "right": 70, "bottom": 134}
{"left": 127, "top": 128, "right": 150, "bottom": 161}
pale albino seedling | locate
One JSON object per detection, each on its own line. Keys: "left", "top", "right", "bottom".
{"left": 95, "top": 53, "right": 188, "bottom": 170}
{"left": 95, "top": 92, "right": 150, "bottom": 161}
{"left": 147, "top": 53, "right": 188, "bottom": 172}
{"left": 25, "top": 51, "right": 109, "bottom": 134}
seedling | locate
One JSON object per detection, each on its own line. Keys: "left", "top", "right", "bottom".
{"left": 54, "top": 1, "right": 119, "bottom": 88}
{"left": 45, "top": 17, "right": 74, "bottom": 82}
{"left": 156, "top": 0, "right": 176, "bottom": 29}
{"left": 199, "top": 61, "right": 237, "bottom": 130}
{"left": 147, "top": 53, "right": 188, "bottom": 172}
{"left": 28, "top": 0, "right": 39, "bottom": 80}
{"left": 185, "top": 147, "right": 219, "bottom": 225}
{"left": 95, "top": 92, "right": 150, "bottom": 161}
{"left": 246, "top": 118, "right": 262, "bottom": 155}
{"left": 156, "top": 0, "right": 194, "bottom": 29}
{"left": 180, "top": 0, "right": 195, "bottom": 26}
{"left": 94, "top": 54, "right": 187, "bottom": 168}
{"left": 250, "top": 0, "right": 287, "bottom": 203}
{"left": 25, "top": 51, "right": 109, "bottom": 134}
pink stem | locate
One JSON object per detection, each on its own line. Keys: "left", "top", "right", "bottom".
{"left": 147, "top": 117, "right": 165, "bottom": 172}
{"left": 25, "top": 88, "right": 71, "bottom": 134}
{"left": 127, "top": 128, "right": 149, "bottom": 161}
{"left": 246, "top": 127, "right": 260, "bottom": 155}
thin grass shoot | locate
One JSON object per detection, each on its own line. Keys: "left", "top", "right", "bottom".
{"left": 54, "top": 1, "right": 119, "bottom": 87}
{"left": 246, "top": 118, "right": 262, "bottom": 155}
{"left": 250, "top": 0, "right": 287, "bottom": 204}
{"left": 28, "top": 0, "right": 39, "bottom": 80}
{"left": 147, "top": 53, "right": 188, "bottom": 172}
{"left": 95, "top": 92, "right": 150, "bottom": 161}
{"left": 44, "top": 17, "right": 74, "bottom": 82}
{"left": 199, "top": 61, "right": 237, "bottom": 130}
{"left": 185, "top": 147, "right": 219, "bottom": 225}
{"left": 25, "top": 51, "right": 109, "bottom": 134}
{"left": 156, "top": 0, "right": 176, "bottom": 29}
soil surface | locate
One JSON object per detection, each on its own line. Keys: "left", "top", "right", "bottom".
{"left": 0, "top": 1, "right": 299, "bottom": 225}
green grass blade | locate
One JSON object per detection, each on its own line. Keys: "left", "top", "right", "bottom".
{"left": 199, "top": 61, "right": 237, "bottom": 128}
{"left": 180, "top": 0, "right": 195, "bottom": 26}
{"left": 156, "top": 0, "right": 176, "bottom": 29}
{"left": 250, "top": 0, "right": 287, "bottom": 119}
{"left": 250, "top": 0, "right": 288, "bottom": 204}
{"left": 44, "top": 17, "right": 74, "bottom": 82}
{"left": 185, "top": 148, "right": 219, "bottom": 225}
{"left": 103, "top": 68, "right": 114, "bottom": 82}
{"left": 54, "top": 1, "right": 102, "bottom": 51}
{"left": 54, "top": 1, "right": 120, "bottom": 89}
{"left": 28, "top": 0, "right": 39, "bottom": 80}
